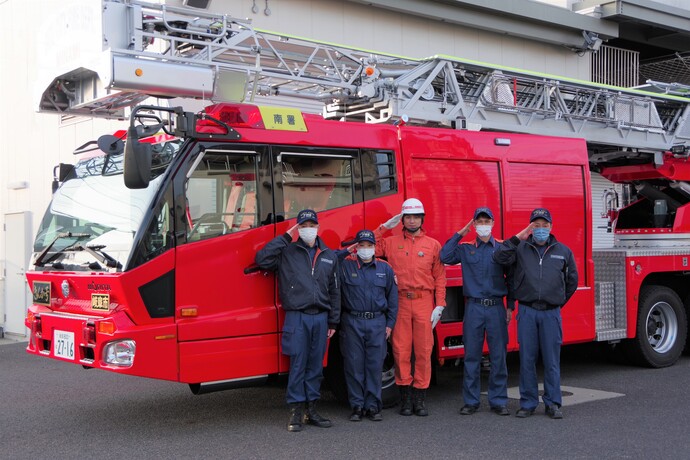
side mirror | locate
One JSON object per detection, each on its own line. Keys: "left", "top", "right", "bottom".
{"left": 52, "top": 163, "right": 76, "bottom": 193}
{"left": 124, "top": 126, "right": 152, "bottom": 189}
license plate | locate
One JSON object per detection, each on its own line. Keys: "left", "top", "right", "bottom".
{"left": 53, "top": 330, "right": 75, "bottom": 360}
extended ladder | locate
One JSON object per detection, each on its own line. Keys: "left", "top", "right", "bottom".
{"left": 38, "top": 0, "right": 690, "bottom": 152}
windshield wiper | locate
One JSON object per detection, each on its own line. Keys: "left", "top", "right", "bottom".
{"left": 34, "top": 232, "right": 91, "bottom": 267}
{"left": 80, "top": 244, "right": 122, "bottom": 269}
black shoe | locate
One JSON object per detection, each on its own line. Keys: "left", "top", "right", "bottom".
{"left": 349, "top": 407, "right": 363, "bottom": 422}
{"left": 412, "top": 388, "right": 428, "bottom": 416}
{"left": 287, "top": 403, "right": 304, "bottom": 432}
{"left": 366, "top": 409, "right": 383, "bottom": 421}
{"left": 304, "top": 401, "right": 332, "bottom": 428}
{"left": 490, "top": 406, "right": 510, "bottom": 416}
{"left": 515, "top": 407, "right": 535, "bottom": 418}
{"left": 459, "top": 404, "right": 479, "bottom": 415}
{"left": 399, "top": 385, "right": 413, "bottom": 416}
{"left": 545, "top": 405, "right": 564, "bottom": 419}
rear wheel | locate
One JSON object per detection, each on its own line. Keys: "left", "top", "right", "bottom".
{"left": 625, "top": 286, "right": 687, "bottom": 368}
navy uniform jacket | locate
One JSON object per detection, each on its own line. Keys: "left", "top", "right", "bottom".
{"left": 338, "top": 253, "right": 398, "bottom": 329}
{"left": 256, "top": 233, "right": 340, "bottom": 328}
{"left": 440, "top": 234, "right": 509, "bottom": 300}
{"left": 493, "top": 234, "right": 578, "bottom": 309}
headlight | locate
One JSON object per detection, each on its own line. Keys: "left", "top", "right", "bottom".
{"left": 103, "top": 340, "right": 136, "bottom": 367}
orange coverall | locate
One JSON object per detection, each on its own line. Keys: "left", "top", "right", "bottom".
{"left": 374, "top": 227, "right": 446, "bottom": 389}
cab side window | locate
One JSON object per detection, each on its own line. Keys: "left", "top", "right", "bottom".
{"left": 362, "top": 149, "right": 397, "bottom": 200}
{"left": 278, "top": 151, "right": 356, "bottom": 219}
{"left": 185, "top": 150, "right": 260, "bottom": 241}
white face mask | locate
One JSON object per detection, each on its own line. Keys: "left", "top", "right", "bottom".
{"left": 357, "top": 247, "right": 376, "bottom": 261}
{"left": 298, "top": 227, "right": 318, "bottom": 244}
{"left": 475, "top": 225, "right": 492, "bottom": 238}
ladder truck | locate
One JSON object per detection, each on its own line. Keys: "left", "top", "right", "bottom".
{"left": 27, "top": 0, "right": 690, "bottom": 404}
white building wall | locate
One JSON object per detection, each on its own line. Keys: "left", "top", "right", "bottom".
{"left": 0, "top": 0, "right": 592, "bottom": 334}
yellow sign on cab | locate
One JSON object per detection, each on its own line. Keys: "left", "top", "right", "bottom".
{"left": 258, "top": 106, "right": 308, "bottom": 131}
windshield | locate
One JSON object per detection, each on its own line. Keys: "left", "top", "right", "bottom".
{"left": 33, "top": 141, "right": 180, "bottom": 271}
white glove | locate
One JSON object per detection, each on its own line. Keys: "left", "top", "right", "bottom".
{"left": 382, "top": 213, "right": 402, "bottom": 230}
{"left": 431, "top": 306, "right": 444, "bottom": 329}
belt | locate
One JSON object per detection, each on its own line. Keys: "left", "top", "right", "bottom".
{"left": 400, "top": 290, "right": 426, "bottom": 299}
{"left": 468, "top": 297, "right": 502, "bottom": 307}
{"left": 302, "top": 307, "right": 324, "bottom": 315}
{"left": 347, "top": 311, "right": 382, "bottom": 319}
{"left": 521, "top": 301, "right": 559, "bottom": 311}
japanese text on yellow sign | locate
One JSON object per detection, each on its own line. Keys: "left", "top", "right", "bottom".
{"left": 258, "top": 106, "right": 308, "bottom": 131}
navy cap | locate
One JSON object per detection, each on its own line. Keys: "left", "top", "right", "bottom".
{"left": 355, "top": 229, "right": 376, "bottom": 244}
{"left": 473, "top": 207, "right": 494, "bottom": 220}
{"left": 530, "top": 208, "right": 552, "bottom": 223}
{"left": 296, "top": 209, "right": 318, "bottom": 225}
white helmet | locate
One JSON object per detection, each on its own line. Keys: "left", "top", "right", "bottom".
{"left": 401, "top": 198, "right": 425, "bottom": 215}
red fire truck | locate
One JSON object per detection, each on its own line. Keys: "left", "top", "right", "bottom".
{"left": 26, "top": 1, "right": 690, "bottom": 403}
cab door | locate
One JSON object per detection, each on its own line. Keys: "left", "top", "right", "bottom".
{"left": 174, "top": 143, "right": 278, "bottom": 383}
{"left": 271, "top": 146, "right": 364, "bottom": 372}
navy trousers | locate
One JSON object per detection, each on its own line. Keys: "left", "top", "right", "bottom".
{"left": 462, "top": 300, "right": 509, "bottom": 407}
{"left": 517, "top": 304, "right": 563, "bottom": 409}
{"left": 340, "top": 313, "right": 387, "bottom": 412}
{"left": 282, "top": 310, "right": 329, "bottom": 404}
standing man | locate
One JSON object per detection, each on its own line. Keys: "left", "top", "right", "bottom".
{"left": 440, "top": 207, "right": 512, "bottom": 416}
{"left": 374, "top": 198, "right": 446, "bottom": 417}
{"left": 338, "top": 230, "right": 398, "bottom": 422}
{"left": 255, "top": 209, "right": 340, "bottom": 432}
{"left": 493, "top": 208, "right": 578, "bottom": 419}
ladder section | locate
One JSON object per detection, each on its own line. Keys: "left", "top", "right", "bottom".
{"left": 37, "top": 0, "right": 690, "bottom": 151}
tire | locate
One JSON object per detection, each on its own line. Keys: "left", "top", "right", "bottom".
{"left": 624, "top": 285, "right": 687, "bottom": 368}
{"left": 324, "top": 334, "right": 400, "bottom": 408}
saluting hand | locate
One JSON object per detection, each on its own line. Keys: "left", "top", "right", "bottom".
{"left": 287, "top": 223, "right": 299, "bottom": 240}
{"left": 516, "top": 223, "right": 535, "bottom": 240}
{"left": 458, "top": 219, "right": 473, "bottom": 237}
{"left": 382, "top": 213, "right": 402, "bottom": 230}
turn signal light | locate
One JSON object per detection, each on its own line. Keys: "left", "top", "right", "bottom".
{"left": 98, "top": 321, "right": 116, "bottom": 335}
{"left": 180, "top": 307, "right": 198, "bottom": 317}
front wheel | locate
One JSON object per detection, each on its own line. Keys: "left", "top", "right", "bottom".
{"left": 625, "top": 285, "right": 687, "bottom": 368}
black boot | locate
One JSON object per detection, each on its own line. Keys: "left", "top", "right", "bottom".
{"left": 413, "top": 387, "right": 429, "bottom": 416}
{"left": 304, "top": 400, "right": 332, "bottom": 428}
{"left": 399, "top": 385, "right": 413, "bottom": 416}
{"left": 287, "top": 403, "right": 303, "bottom": 432}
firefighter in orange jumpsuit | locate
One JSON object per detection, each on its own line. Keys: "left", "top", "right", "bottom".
{"left": 374, "top": 198, "right": 446, "bottom": 416}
